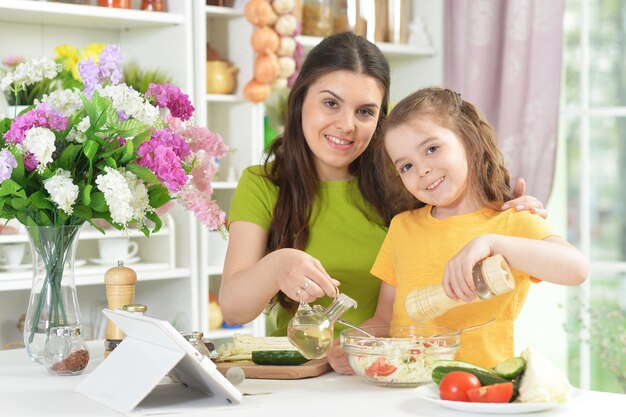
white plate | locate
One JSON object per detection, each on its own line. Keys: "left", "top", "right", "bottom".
{"left": 414, "top": 384, "right": 569, "bottom": 414}
{"left": 0, "top": 259, "right": 88, "bottom": 271}
{"left": 0, "top": 263, "right": 33, "bottom": 272}
{"left": 89, "top": 256, "right": 140, "bottom": 266}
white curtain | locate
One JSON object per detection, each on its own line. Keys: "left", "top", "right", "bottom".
{"left": 444, "top": 0, "right": 566, "bottom": 202}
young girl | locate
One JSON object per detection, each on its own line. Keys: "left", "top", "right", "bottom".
{"left": 328, "top": 87, "right": 588, "bottom": 372}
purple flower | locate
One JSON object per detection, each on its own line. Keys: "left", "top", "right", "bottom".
{"left": 3, "top": 103, "right": 68, "bottom": 145}
{"left": 137, "top": 138, "right": 188, "bottom": 193}
{"left": 0, "top": 149, "right": 17, "bottom": 182}
{"left": 23, "top": 152, "right": 39, "bottom": 172}
{"left": 77, "top": 44, "right": 123, "bottom": 98}
{"left": 98, "top": 45, "right": 123, "bottom": 85}
{"left": 146, "top": 83, "right": 194, "bottom": 121}
{"left": 78, "top": 59, "right": 100, "bottom": 99}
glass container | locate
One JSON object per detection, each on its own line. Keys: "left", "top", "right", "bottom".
{"left": 302, "top": 0, "right": 332, "bottom": 37}
{"left": 181, "top": 331, "right": 212, "bottom": 358}
{"left": 287, "top": 292, "right": 357, "bottom": 359}
{"left": 43, "top": 326, "right": 90, "bottom": 376}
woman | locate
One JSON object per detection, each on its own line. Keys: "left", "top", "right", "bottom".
{"left": 218, "top": 32, "right": 544, "bottom": 350}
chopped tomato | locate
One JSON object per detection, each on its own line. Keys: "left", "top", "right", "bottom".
{"left": 364, "top": 357, "right": 397, "bottom": 378}
{"left": 439, "top": 371, "right": 482, "bottom": 402}
{"left": 467, "top": 382, "right": 514, "bottom": 403}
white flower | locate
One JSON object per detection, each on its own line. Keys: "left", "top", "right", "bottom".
{"left": 95, "top": 166, "right": 134, "bottom": 226}
{"left": 100, "top": 84, "right": 159, "bottom": 127}
{"left": 125, "top": 170, "right": 152, "bottom": 226}
{"left": 67, "top": 116, "right": 91, "bottom": 143}
{"left": 22, "top": 127, "right": 56, "bottom": 173}
{"left": 38, "top": 88, "right": 83, "bottom": 117}
{"left": 43, "top": 169, "right": 79, "bottom": 215}
{"left": 0, "top": 57, "right": 60, "bottom": 91}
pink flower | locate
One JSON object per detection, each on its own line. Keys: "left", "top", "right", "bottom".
{"left": 181, "top": 125, "right": 228, "bottom": 159}
{"left": 146, "top": 83, "right": 194, "bottom": 121}
{"left": 137, "top": 138, "right": 188, "bottom": 193}
{"left": 178, "top": 190, "right": 226, "bottom": 230}
{"left": 3, "top": 103, "right": 68, "bottom": 145}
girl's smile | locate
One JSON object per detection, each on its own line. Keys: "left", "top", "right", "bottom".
{"left": 385, "top": 116, "right": 480, "bottom": 218}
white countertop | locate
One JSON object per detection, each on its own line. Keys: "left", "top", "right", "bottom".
{"left": 1, "top": 341, "right": 625, "bottom": 417}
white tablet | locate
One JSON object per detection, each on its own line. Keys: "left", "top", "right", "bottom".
{"left": 76, "top": 309, "right": 242, "bottom": 413}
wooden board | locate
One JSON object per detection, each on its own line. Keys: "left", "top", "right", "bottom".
{"left": 215, "top": 359, "right": 331, "bottom": 380}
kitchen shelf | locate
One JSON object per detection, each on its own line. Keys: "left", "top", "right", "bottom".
{"left": 207, "top": 326, "right": 252, "bottom": 340}
{"left": 206, "top": 94, "right": 245, "bottom": 103}
{"left": 297, "top": 35, "right": 436, "bottom": 58}
{"left": 212, "top": 181, "right": 238, "bottom": 190}
{"left": 0, "top": 0, "right": 185, "bottom": 29}
{"left": 205, "top": 5, "right": 242, "bottom": 19}
{"left": 0, "top": 264, "right": 189, "bottom": 291}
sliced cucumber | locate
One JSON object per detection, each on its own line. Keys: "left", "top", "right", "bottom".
{"left": 492, "top": 357, "right": 526, "bottom": 379}
{"left": 251, "top": 350, "right": 309, "bottom": 366}
{"left": 431, "top": 360, "right": 508, "bottom": 386}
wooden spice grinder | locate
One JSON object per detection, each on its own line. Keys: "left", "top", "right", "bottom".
{"left": 104, "top": 261, "right": 137, "bottom": 357}
{"left": 405, "top": 254, "right": 515, "bottom": 322}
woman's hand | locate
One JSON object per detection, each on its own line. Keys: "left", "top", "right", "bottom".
{"left": 501, "top": 178, "right": 548, "bottom": 219}
{"left": 327, "top": 339, "right": 354, "bottom": 375}
{"left": 269, "top": 248, "right": 340, "bottom": 303}
{"left": 442, "top": 235, "right": 494, "bottom": 302}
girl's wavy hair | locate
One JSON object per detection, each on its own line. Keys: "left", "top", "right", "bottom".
{"left": 261, "top": 32, "right": 411, "bottom": 312}
{"left": 383, "top": 87, "right": 514, "bottom": 209}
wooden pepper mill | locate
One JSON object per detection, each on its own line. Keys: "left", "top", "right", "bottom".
{"left": 405, "top": 254, "right": 515, "bottom": 323}
{"left": 104, "top": 261, "right": 137, "bottom": 357}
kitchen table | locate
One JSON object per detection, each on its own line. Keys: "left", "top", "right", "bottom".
{"left": 1, "top": 341, "right": 624, "bottom": 417}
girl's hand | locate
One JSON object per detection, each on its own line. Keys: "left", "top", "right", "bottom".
{"left": 501, "top": 178, "right": 548, "bottom": 219}
{"left": 443, "top": 236, "right": 494, "bottom": 302}
{"left": 269, "top": 248, "right": 340, "bottom": 302}
{"left": 327, "top": 339, "right": 354, "bottom": 375}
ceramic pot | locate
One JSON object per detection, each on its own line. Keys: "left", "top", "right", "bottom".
{"left": 206, "top": 61, "right": 238, "bottom": 95}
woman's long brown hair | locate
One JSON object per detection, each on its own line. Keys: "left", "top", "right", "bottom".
{"left": 261, "top": 32, "right": 412, "bottom": 312}
{"left": 383, "top": 87, "right": 514, "bottom": 209}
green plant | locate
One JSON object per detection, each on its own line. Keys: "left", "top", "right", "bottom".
{"left": 123, "top": 62, "right": 172, "bottom": 94}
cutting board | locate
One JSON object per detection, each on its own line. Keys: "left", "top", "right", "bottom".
{"left": 215, "top": 359, "right": 331, "bottom": 380}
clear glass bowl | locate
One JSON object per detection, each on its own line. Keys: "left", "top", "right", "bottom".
{"left": 340, "top": 325, "right": 460, "bottom": 387}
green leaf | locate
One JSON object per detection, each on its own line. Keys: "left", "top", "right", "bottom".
{"left": 81, "top": 184, "right": 92, "bottom": 206}
{"left": 72, "top": 204, "right": 93, "bottom": 220}
{"left": 9, "top": 147, "right": 25, "bottom": 181}
{"left": 120, "top": 137, "right": 135, "bottom": 163}
{"left": 89, "top": 191, "right": 108, "bottom": 212}
{"left": 83, "top": 139, "right": 100, "bottom": 160}
{"left": 132, "top": 130, "right": 152, "bottom": 146}
{"left": 29, "top": 191, "right": 54, "bottom": 210}
{"left": 0, "top": 179, "right": 26, "bottom": 198}
{"left": 116, "top": 119, "right": 146, "bottom": 138}
{"left": 127, "top": 164, "right": 161, "bottom": 185}
{"left": 36, "top": 210, "right": 52, "bottom": 225}
{"left": 105, "top": 157, "right": 117, "bottom": 169}
{"left": 148, "top": 185, "right": 171, "bottom": 209}
{"left": 58, "top": 143, "right": 82, "bottom": 171}
{"left": 146, "top": 211, "right": 162, "bottom": 234}
{"left": 9, "top": 197, "right": 30, "bottom": 210}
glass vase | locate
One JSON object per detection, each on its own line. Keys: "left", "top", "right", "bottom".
{"left": 23, "top": 225, "right": 83, "bottom": 364}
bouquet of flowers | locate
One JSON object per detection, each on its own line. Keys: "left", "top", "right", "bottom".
{"left": 0, "top": 44, "right": 228, "bottom": 362}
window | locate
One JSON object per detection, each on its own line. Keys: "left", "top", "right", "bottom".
{"left": 562, "top": 0, "right": 626, "bottom": 393}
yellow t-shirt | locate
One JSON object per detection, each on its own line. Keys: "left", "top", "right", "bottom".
{"left": 371, "top": 205, "right": 557, "bottom": 368}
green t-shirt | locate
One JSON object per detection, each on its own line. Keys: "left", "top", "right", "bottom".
{"left": 229, "top": 165, "right": 388, "bottom": 336}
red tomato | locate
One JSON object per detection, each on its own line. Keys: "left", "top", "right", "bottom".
{"left": 364, "top": 357, "right": 397, "bottom": 378}
{"left": 439, "top": 371, "right": 482, "bottom": 402}
{"left": 467, "top": 382, "right": 514, "bottom": 403}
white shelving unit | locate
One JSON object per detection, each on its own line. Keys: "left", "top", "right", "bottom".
{"left": 0, "top": 0, "right": 199, "bottom": 348}
{"left": 192, "top": 1, "right": 443, "bottom": 340}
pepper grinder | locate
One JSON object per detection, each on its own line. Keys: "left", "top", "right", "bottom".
{"left": 104, "top": 261, "right": 137, "bottom": 357}
{"left": 405, "top": 254, "right": 515, "bottom": 323}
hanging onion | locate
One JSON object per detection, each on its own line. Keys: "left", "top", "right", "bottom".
{"left": 243, "top": 79, "right": 271, "bottom": 103}
{"left": 251, "top": 26, "right": 280, "bottom": 54}
{"left": 244, "top": 0, "right": 278, "bottom": 27}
